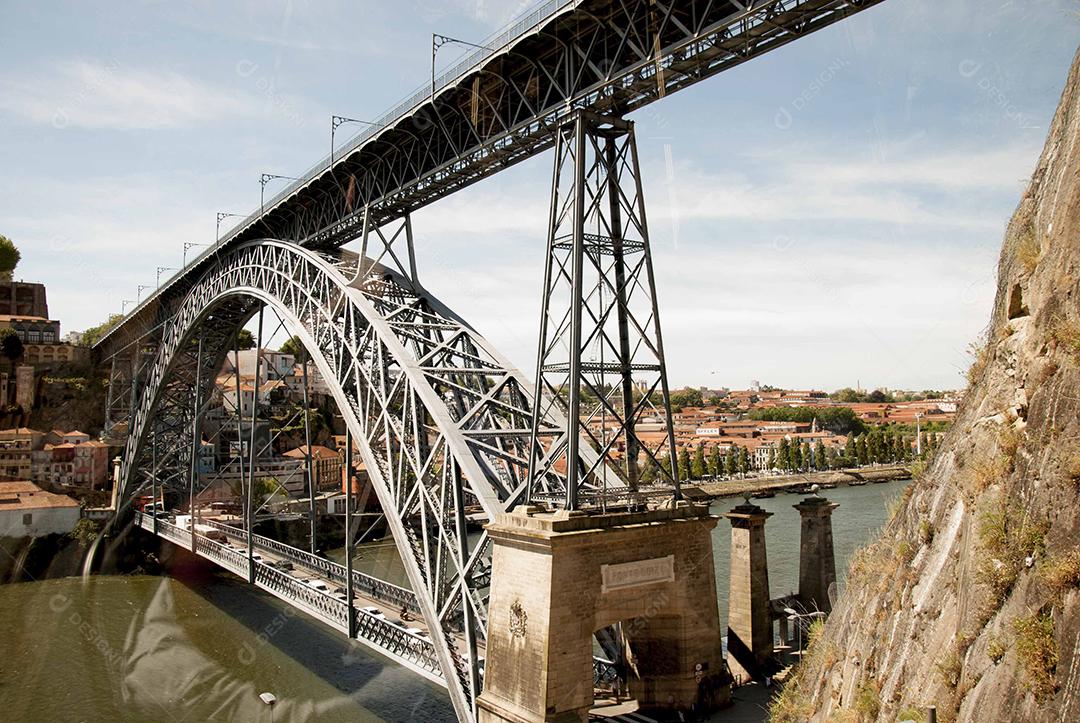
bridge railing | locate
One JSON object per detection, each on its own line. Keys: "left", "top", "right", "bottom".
{"left": 253, "top": 560, "right": 351, "bottom": 633}
{"left": 195, "top": 536, "right": 249, "bottom": 577}
{"left": 353, "top": 609, "right": 442, "bottom": 675}
{"left": 135, "top": 514, "right": 442, "bottom": 678}
{"left": 201, "top": 519, "right": 420, "bottom": 613}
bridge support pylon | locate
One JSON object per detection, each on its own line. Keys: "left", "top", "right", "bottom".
{"left": 477, "top": 505, "right": 728, "bottom": 723}
{"left": 526, "top": 110, "right": 680, "bottom": 509}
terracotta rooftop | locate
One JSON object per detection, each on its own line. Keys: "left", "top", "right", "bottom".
{"left": 0, "top": 481, "right": 80, "bottom": 510}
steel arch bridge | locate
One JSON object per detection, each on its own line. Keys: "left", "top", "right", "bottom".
{"left": 119, "top": 238, "right": 624, "bottom": 715}
{"left": 95, "top": 1, "right": 890, "bottom": 720}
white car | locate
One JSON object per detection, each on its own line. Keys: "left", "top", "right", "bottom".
{"left": 405, "top": 627, "right": 427, "bottom": 638}
{"left": 305, "top": 579, "right": 330, "bottom": 592}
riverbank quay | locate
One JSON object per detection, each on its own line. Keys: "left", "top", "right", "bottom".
{"left": 691, "top": 465, "right": 911, "bottom": 500}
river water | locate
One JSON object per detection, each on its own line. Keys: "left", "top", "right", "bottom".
{"left": 0, "top": 478, "right": 907, "bottom": 722}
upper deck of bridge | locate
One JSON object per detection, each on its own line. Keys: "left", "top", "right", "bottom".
{"left": 96, "top": 0, "right": 886, "bottom": 355}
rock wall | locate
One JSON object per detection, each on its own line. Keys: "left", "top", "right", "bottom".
{"left": 773, "top": 47, "right": 1080, "bottom": 723}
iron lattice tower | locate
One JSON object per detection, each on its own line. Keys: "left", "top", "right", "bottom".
{"left": 528, "top": 111, "right": 680, "bottom": 510}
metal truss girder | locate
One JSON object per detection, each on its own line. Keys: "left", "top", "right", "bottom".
{"left": 96, "top": 0, "right": 887, "bottom": 360}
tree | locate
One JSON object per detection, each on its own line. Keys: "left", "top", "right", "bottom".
{"left": 0, "top": 328, "right": 23, "bottom": 363}
{"left": 691, "top": 443, "right": 706, "bottom": 480}
{"left": 777, "top": 438, "right": 791, "bottom": 472}
{"left": 856, "top": 435, "right": 869, "bottom": 466}
{"left": 767, "top": 446, "right": 777, "bottom": 471}
{"left": 832, "top": 387, "right": 862, "bottom": 403}
{"left": 746, "top": 406, "right": 866, "bottom": 436}
{"left": 844, "top": 435, "right": 856, "bottom": 462}
{"left": 801, "top": 443, "right": 812, "bottom": 472}
{"left": 0, "top": 234, "right": 20, "bottom": 280}
{"left": 708, "top": 444, "right": 721, "bottom": 477}
{"left": 826, "top": 445, "right": 840, "bottom": 470}
{"left": 81, "top": 313, "right": 124, "bottom": 347}
{"left": 791, "top": 441, "right": 803, "bottom": 471}
{"left": 669, "top": 387, "right": 704, "bottom": 412}
{"left": 724, "top": 447, "right": 737, "bottom": 477}
{"left": 640, "top": 455, "right": 658, "bottom": 484}
{"left": 236, "top": 329, "right": 256, "bottom": 351}
{"left": 814, "top": 441, "right": 827, "bottom": 471}
{"left": 280, "top": 334, "right": 305, "bottom": 358}
{"left": 738, "top": 446, "right": 750, "bottom": 475}
{"left": 677, "top": 447, "right": 692, "bottom": 482}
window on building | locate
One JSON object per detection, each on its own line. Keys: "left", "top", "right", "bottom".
{"left": 22, "top": 513, "right": 32, "bottom": 525}
{"left": 27, "top": 330, "right": 41, "bottom": 343}
{"left": 42, "top": 331, "right": 56, "bottom": 343}
{"left": 15, "top": 330, "right": 25, "bottom": 341}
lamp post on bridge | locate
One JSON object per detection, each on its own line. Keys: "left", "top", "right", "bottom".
{"left": 216, "top": 212, "right": 245, "bottom": 252}
{"left": 137, "top": 284, "right": 153, "bottom": 303}
{"left": 331, "top": 116, "right": 384, "bottom": 169}
{"left": 431, "top": 34, "right": 491, "bottom": 97}
{"left": 259, "top": 174, "right": 299, "bottom": 216}
{"left": 156, "top": 266, "right": 178, "bottom": 287}
{"left": 121, "top": 299, "right": 135, "bottom": 315}
{"left": 183, "top": 242, "right": 210, "bottom": 267}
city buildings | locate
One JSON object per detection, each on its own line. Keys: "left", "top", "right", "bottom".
{"left": 0, "top": 281, "right": 87, "bottom": 365}
{"left": 0, "top": 427, "right": 113, "bottom": 489}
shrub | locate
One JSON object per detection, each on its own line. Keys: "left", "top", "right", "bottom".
{"left": 987, "top": 634, "right": 1007, "bottom": 663}
{"left": 966, "top": 339, "right": 991, "bottom": 387}
{"left": 769, "top": 681, "right": 814, "bottom": 723}
{"left": 1041, "top": 548, "right": 1080, "bottom": 600}
{"left": 919, "top": 519, "right": 935, "bottom": 545}
{"left": 1016, "top": 224, "right": 1041, "bottom": 274}
{"left": 853, "top": 679, "right": 881, "bottom": 720}
{"left": 936, "top": 649, "right": 962, "bottom": 688}
{"left": 898, "top": 707, "right": 926, "bottom": 722}
{"left": 976, "top": 504, "right": 1049, "bottom": 617}
{"left": 1051, "top": 316, "right": 1080, "bottom": 362}
{"left": 1013, "top": 611, "right": 1057, "bottom": 700}
{"left": 970, "top": 455, "right": 1010, "bottom": 493}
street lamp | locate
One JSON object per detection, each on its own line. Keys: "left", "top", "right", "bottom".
{"left": 259, "top": 174, "right": 299, "bottom": 215}
{"left": 121, "top": 299, "right": 136, "bottom": 314}
{"left": 183, "top": 242, "right": 209, "bottom": 267}
{"left": 331, "top": 116, "right": 384, "bottom": 168}
{"left": 431, "top": 34, "right": 491, "bottom": 97}
{"left": 156, "top": 266, "right": 178, "bottom": 287}
{"left": 137, "top": 285, "right": 153, "bottom": 303}
{"left": 783, "top": 607, "right": 825, "bottom": 659}
{"left": 216, "top": 212, "right": 245, "bottom": 248}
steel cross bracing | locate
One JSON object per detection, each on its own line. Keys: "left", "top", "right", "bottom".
{"left": 117, "top": 239, "right": 605, "bottom": 720}
{"left": 96, "top": 0, "right": 886, "bottom": 356}
{"left": 528, "top": 111, "right": 679, "bottom": 510}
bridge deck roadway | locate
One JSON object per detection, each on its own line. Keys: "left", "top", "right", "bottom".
{"left": 135, "top": 512, "right": 454, "bottom": 686}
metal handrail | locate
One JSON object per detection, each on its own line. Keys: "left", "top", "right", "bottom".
{"left": 201, "top": 518, "right": 419, "bottom": 611}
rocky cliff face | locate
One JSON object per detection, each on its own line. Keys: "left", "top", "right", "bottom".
{"left": 773, "top": 47, "right": 1080, "bottom": 723}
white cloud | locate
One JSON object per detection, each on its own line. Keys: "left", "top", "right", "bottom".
{"left": 0, "top": 60, "right": 259, "bottom": 130}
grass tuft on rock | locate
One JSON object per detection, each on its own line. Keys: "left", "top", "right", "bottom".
{"left": 1013, "top": 611, "right": 1058, "bottom": 700}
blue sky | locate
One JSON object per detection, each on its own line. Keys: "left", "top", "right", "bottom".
{"left": 1, "top": 0, "right": 1078, "bottom": 391}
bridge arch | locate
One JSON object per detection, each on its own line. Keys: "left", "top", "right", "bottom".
{"left": 119, "top": 238, "right": 560, "bottom": 717}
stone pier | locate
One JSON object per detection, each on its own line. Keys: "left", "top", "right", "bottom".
{"left": 724, "top": 500, "right": 773, "bottom": 681}
{"left": 794, "top": 494, "right": 839, "bottom": 613}
{"left": 477, "top": 503, "right": 728, "bottom": 723}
